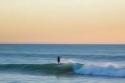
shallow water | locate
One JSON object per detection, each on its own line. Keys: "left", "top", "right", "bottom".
{"left": 0, "top": 73, "right": 125, "bottom": 83}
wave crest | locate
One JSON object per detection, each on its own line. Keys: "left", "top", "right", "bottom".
{"left": 73, "top": 64, "right": 125, "bottom": 77}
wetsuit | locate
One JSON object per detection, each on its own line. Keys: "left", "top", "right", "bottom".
{"left": 57, "top": 56, "right": 60, "bottom": 64}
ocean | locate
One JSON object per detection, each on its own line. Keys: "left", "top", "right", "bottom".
{"left": 0, "top": 44, "right": 125, "bottom": 83}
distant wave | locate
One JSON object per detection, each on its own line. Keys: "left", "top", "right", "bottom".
{"left": 0, "top": 53, "right": 125, "bottom": 61}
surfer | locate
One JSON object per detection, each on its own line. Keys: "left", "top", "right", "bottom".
{"left": 57, "top": 56, "right": 61, "bottom": 64}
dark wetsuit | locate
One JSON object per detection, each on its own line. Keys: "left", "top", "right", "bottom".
{"left": 57, "top": 56, "right": 60, "bottom": 64}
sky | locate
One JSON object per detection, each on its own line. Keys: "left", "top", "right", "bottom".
{"left": 0, "top": 0, "right": 125, "bottom": 44}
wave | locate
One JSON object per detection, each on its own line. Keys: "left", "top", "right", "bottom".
{"left": 0, "top": 63, "right": 125, "bottom": 77}
{"left": 0, "top": 53, "right": 125, "bottom": 61}
{"left": 0, "top": 64, "right": 73, "bottom": 75}
{"left": 73, "top": 64, "right": 125, "bottom": 77}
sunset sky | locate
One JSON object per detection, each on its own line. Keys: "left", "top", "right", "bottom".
{"left": 0, "top": 0, "right": 125, "bottom": 44}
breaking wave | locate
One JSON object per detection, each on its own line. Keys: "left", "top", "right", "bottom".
{"left": 0, "top": 63, "right": 125, "bottom": 77}
{"left": 73, "top": 63, "right": 125, "bottom": 77}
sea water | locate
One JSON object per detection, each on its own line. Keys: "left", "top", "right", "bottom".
{"left": 0, "top": 44, "right": 125, "bottom": 83}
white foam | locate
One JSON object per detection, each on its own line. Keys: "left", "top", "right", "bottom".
{"left": 61, "top": 58, "right": 76, "bottom": 63}
{"left": 73, "top": 63, "right": 125, "bottom": 77}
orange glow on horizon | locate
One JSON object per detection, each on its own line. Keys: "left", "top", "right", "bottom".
{"left": 0, "top": 0, "right": 125, "bottom": 44}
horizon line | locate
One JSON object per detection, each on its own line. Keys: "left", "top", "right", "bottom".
{"left": 0, "top": 43, "right": 125, "bottom": 45}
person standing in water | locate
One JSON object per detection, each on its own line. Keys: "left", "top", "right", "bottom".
{"left": 57, "top": 56, "right": 61, "bottom": 64}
